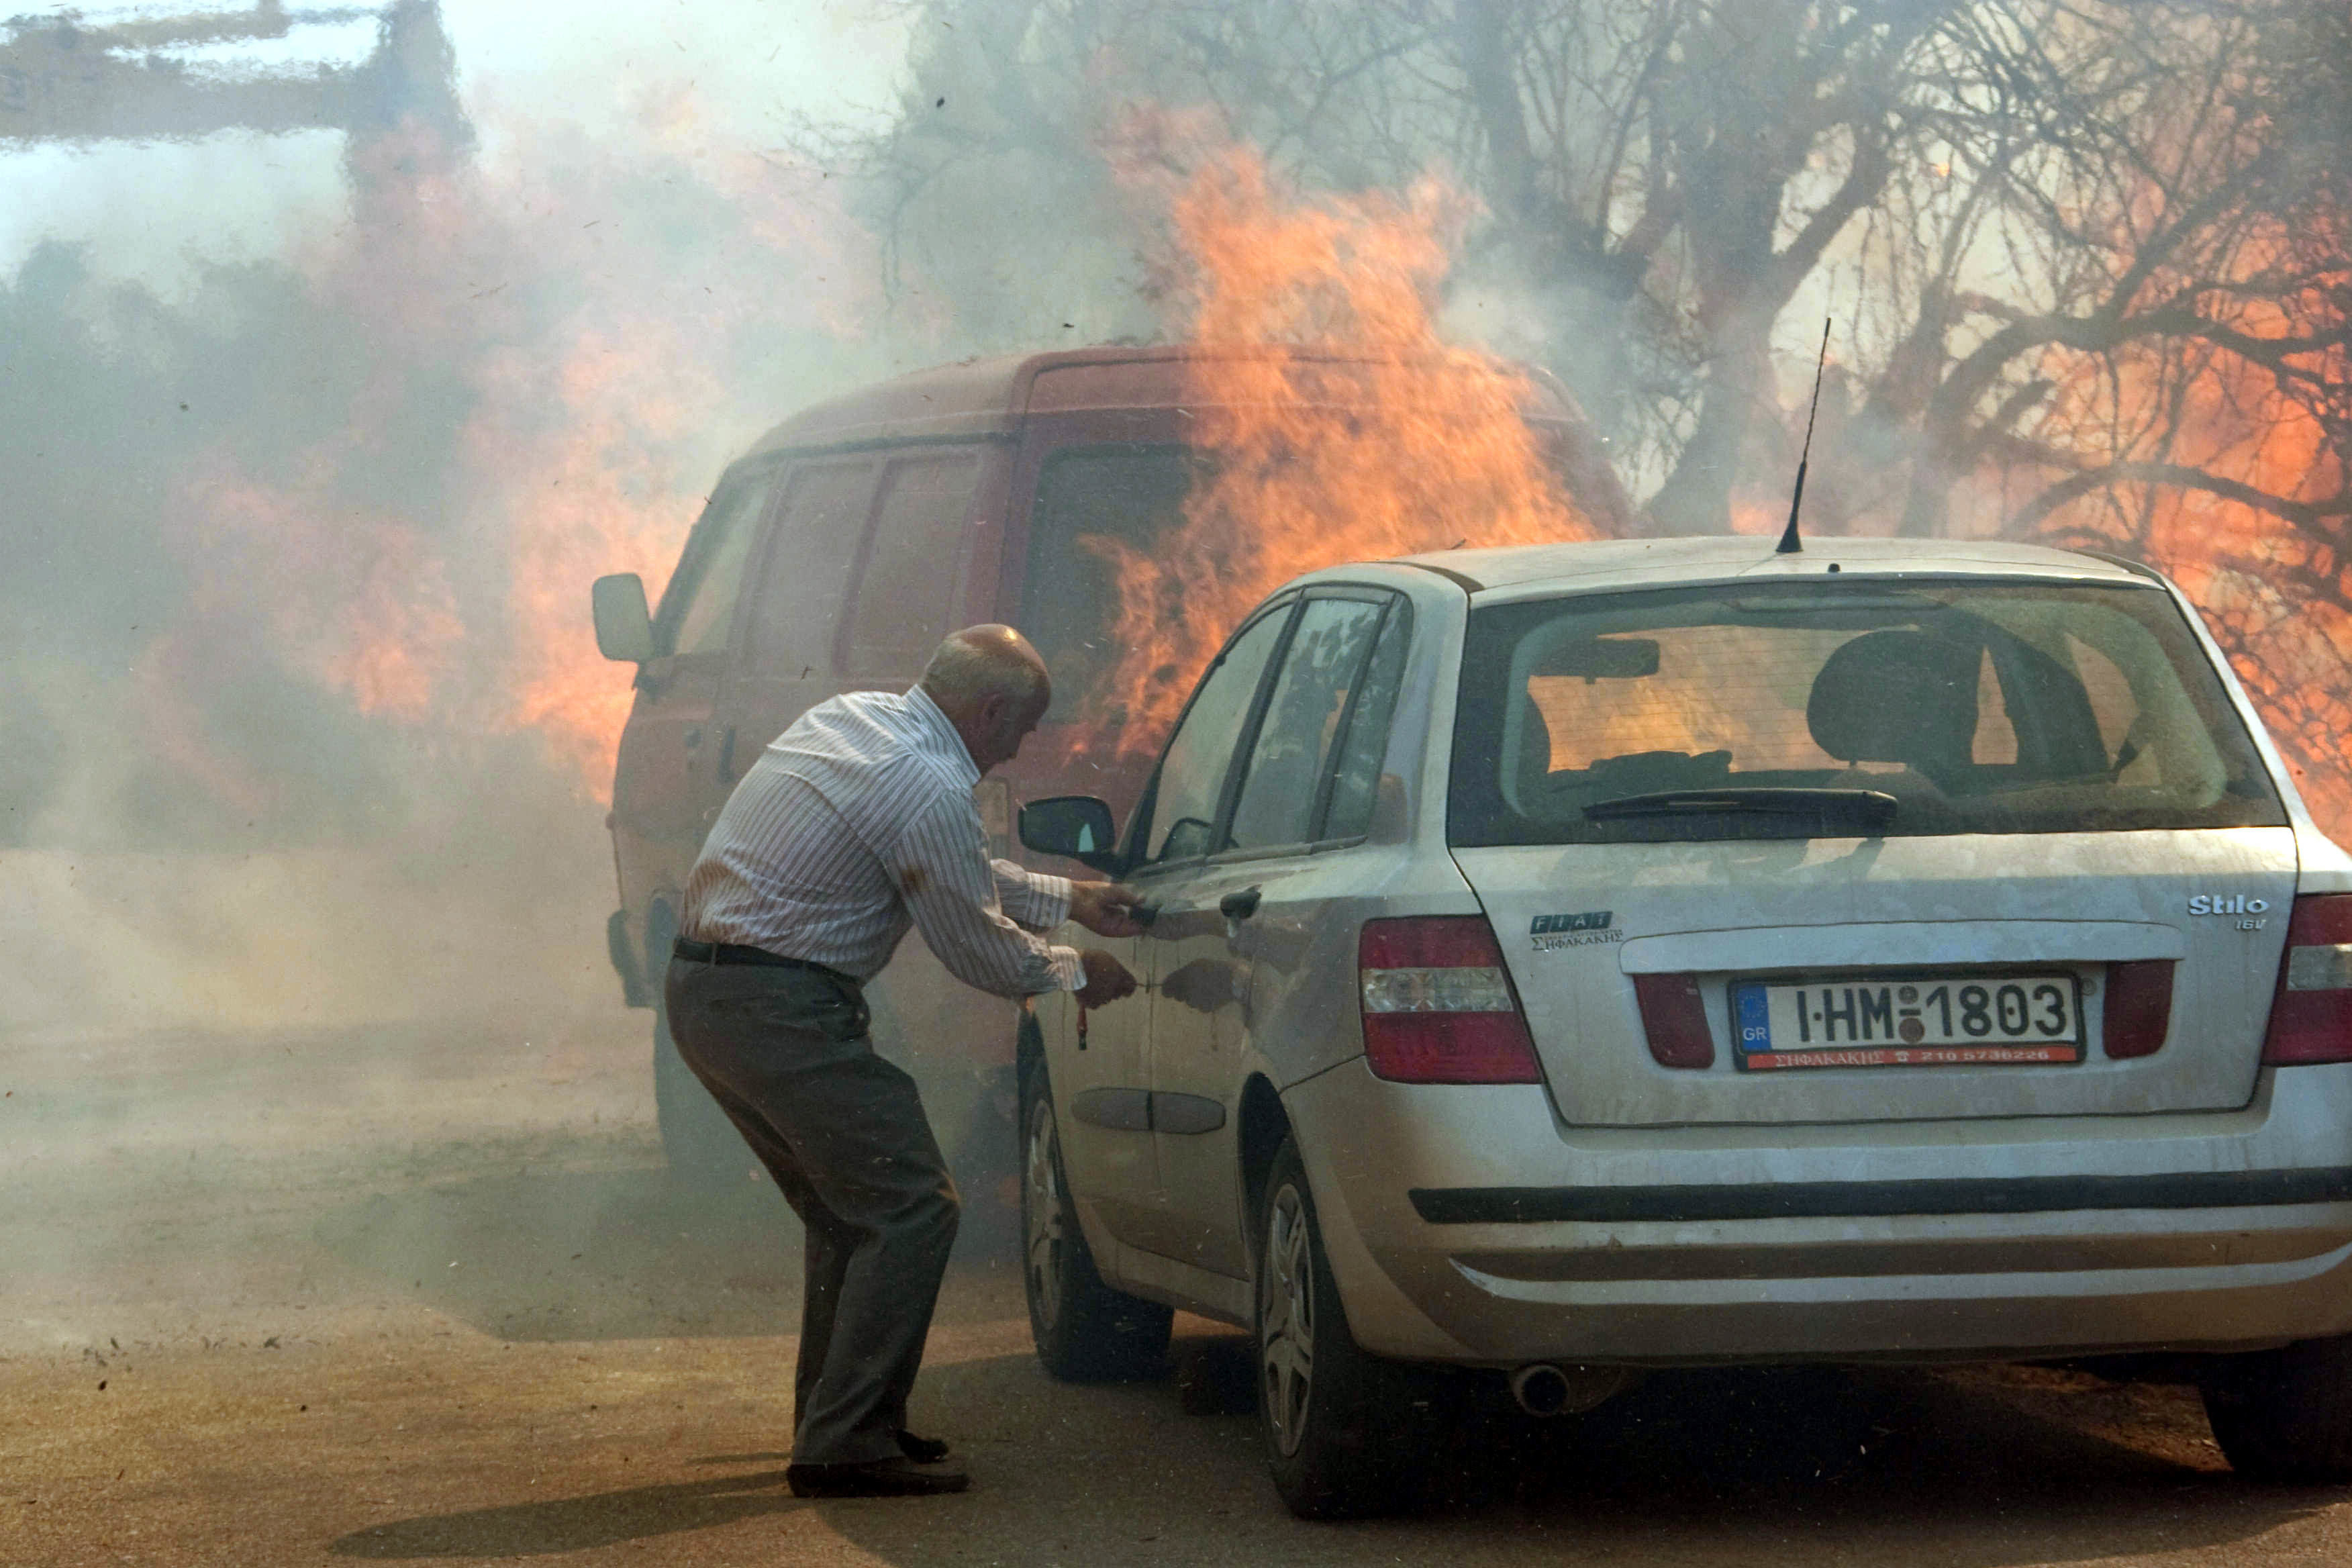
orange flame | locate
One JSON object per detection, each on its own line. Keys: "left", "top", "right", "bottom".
{"left": 483, "top": 328, "right": 708, "bottom": 793}
{"left": 2019, "top": 207, "right": 2351, "bottom": 838}
{"left": 177, "top": 453, "right": 465, "bottom": 722}
{"left": 156, "top": 109, "right": 887, "bottom": 809}
{"left": 1076, "top": 148, "right": 1602, "bottom": 753}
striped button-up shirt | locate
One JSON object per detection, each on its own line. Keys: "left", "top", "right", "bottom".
{"left": 680, "top": 686, "right": 1084, "bottom": 996}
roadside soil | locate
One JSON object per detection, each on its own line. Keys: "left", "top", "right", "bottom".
{"left": 6, "top": 1010, "right": 2351, "bottom": 1566}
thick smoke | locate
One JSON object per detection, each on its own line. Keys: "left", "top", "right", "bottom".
{"left": 0, "top": 48, "right": 926, "bottom": 1040}
{"left": 843, "top": 0, "right": 2352, "bottom": 832}
{"left": 4, "top": 0, "right": 2347, "bottom": 1362}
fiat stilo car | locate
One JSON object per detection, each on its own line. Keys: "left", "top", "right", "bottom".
{"left": 1011, "top": 536, "right": 2352, "bottom": 1518}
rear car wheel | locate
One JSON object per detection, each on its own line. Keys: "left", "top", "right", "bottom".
{"left": 2202, "top": 1334, "right": 2352, "bottom": 1481}
{"left": 1257, "top": 1137, "right": 1430, "bottom": 1519}
{"left": 1020, "top": 1070, "right": 1173, "bottom": 1381}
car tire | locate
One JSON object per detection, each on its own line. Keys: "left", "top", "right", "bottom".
{"left": 1019, "top": 1069, "right": 1173, "bottom": 1381}
{"left": 2202, "top": 1334, "right": 2352, "bottom": 1482}
{"left": 1257, "top": 1137, "right": 1431, "bottom": 1520}
{"left": 653, "top": 1006, "right": 749, "bottom": 1189}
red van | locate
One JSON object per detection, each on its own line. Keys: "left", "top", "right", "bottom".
{"left": 590, "top": 345, "right": 1625, "bottom": 1179}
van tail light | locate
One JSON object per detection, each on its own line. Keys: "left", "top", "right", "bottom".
{"left": 1359, "top": 917, "right": 1542, "bottom": 1084}
{"left": 2102, "top": 961, "right": 2177, "bottom": 1059}
{"left": 1632, "top": 974, "right": 1715, "bottom": 1069}
{"left": 2263, "top": 895, "right": 2352, "bottom": 1065}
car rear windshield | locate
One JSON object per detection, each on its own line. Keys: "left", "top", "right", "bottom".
{"left": 1448, "top": 579, "right": 2288, "bottom": 845}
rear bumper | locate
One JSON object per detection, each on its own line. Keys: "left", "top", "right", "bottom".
{"left": 1285, "top": 1059, "right": 2352, "bottom": 1366}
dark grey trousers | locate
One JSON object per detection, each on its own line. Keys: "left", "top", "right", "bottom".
{"left": 663, "top": 957, "right": 961, "bottom": 1465}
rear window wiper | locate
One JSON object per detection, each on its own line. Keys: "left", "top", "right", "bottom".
{"left": 1582, "top": 787, "right": 1898, "bottom": 830}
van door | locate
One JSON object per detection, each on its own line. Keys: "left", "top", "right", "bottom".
{"left": 992, "top": 422, "right": 1204, "bottom": 820}
{"left": 1145, "top": 593, "right": 1404, "bottom": 1277}
{"left": 611, "top": 466, "right": 781, "bottom": 901}
{"left": 711, "top": 458, "right": 879, "bottom": 789}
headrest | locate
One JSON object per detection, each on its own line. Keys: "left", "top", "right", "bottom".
{"left": 1806, "top": 630, "right": 1980, "bottom": 767}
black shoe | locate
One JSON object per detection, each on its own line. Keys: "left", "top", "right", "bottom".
{"left": 896, "top": 1428, "right": 951, "bottom": 1464}
{"left": 787, "top": 1456, "right": 970, "bottom": 1498}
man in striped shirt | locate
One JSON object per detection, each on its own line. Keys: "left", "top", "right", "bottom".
{"left": 666, "top": 624, "right": 1140, "bottom": 1498}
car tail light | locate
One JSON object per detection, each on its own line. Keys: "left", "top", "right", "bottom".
{"left": 2263, "top": 895, "right": 2352, "bottom": 1065}
{"left": 1632, "top": 973, "right": 1715, "bottom": 1069}
{"left": 1359, "top": 917, "right": 1542, "bottom": 1083}
{"left": 2102, "top": 961, "right": 2176, "bottom": 1059}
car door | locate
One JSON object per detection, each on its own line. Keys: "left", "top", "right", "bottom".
{"left": 1038, "top": 922, "right": 1161, "bottom": 1249}
{"left": 1144, "top": 591, "right": 1405, "bottom": 1277}
{"left": 1101, "top": 599, "right": 1297, "bottom": 1261}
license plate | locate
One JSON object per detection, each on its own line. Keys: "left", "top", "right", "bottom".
{"left": 1732, "top": 973, "right": 2083, "bottom": 1071}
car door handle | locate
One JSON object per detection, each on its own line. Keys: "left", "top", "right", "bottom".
{"left": 1219, "top": 887, "right": 1263, "bottom": 922}
{"left": 717, "top": 726, "right": 737, "bottom": 782}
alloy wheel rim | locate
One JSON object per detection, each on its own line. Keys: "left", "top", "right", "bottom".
{"left": 1260, "top": 1184, "right": 1315, "bottom": 1457}
{"left": 1024, "top": 1101, "right": 1065, "bottom": 1332}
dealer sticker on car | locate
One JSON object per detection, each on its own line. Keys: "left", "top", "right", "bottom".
{"left": 1733, "top": 974, "right": 2084, "bottom": 1071}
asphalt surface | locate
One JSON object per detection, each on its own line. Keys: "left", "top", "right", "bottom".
{"left": 8, "top": 1011, "right": 2352, "bottom": 1566}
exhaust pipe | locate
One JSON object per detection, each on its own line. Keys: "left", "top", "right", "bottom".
{"left": 1510, "top": 1363, "right": 1573, "bottom": 1416}
{"left": 1509, "top": 1362, "right": 1636, "bottom": 1418}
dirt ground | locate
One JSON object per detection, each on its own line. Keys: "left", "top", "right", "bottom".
{"left": 8, "top": 1010, "right": 2352, "bottom": 1567}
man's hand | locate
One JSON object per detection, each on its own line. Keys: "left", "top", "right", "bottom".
{"left": 1076, "top": 948, "right": 1139, "bottom": 1009}
{"left": 1067, "top": 880, "right": 1146, "bottom": 938}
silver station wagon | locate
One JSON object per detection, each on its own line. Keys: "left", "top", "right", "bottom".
{"left": 1010, "top": 536, "right": 2352, "bottom": 1518}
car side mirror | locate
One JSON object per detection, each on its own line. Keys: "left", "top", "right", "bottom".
{"left": 592, "top": 573, "right": 656, "bottom": 663}
{"left": 1020, "top": 795, "right": 1124, "bottom": 876}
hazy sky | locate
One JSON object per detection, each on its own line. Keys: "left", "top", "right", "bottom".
{"left": 0, "top": 0, "right": 910, "bottom": 293}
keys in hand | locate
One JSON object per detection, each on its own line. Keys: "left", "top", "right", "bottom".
{"left": 1077, "top": 948, "right": 1139, "bottom": 1009}
{"left": 1067, "top": 880, "right": 1146, "bottom": 938}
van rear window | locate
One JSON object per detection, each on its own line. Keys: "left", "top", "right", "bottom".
{"left": 1447, "top": 580, "right": 2288, "bottom": 844}
{"left": 1020, "top": 444, "right": 1212, "bottom": 719}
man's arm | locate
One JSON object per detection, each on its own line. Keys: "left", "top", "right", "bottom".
{"left": 993, "top": 861, "right": 1144, "bottom": 938}
{"left": 890, "top": 793, "right": 1086, "bottom": 997}
{"left": 991, "top": 859, "right": 1071, "bottom": 934}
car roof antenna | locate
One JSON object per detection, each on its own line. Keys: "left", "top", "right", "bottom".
{"left": 1776, "top": 317, "right": 1833, "bottom": 556}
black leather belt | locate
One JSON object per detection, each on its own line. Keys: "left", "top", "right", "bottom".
{"left": 673, "top": 938, "right": 859, "bottom": 991}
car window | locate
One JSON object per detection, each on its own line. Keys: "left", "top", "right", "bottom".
{"left": 1018, "top": 444, "right": 1211, "bottom": 720}
{"left": 745, "top": 460, "right": 877, "bottom": 677}
{"left": 844, "top": 451, "right": 983, "bottom": 677}
{"left": 1138, "top": 607, "right": 1291, "bottom": 865}
{"left": 1449, "top": 580, "right": 2287, "bottom": 844}
{"left": 1323, "top": 599, "right": 1412, "bottom": 839}
{"left": 1227, "top": 597, "right": 1388, "bottom": 850}
{"left": 659, "top": 473, "right": 774, "bottom": 656}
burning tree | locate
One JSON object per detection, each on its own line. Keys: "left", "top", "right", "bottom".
{"left": 830, "top": 0, "right": 2351, "bottom": 826}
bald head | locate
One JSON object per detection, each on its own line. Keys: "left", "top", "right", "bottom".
{"left": 920, "top": 625, "right": 1052, "bottom": 773}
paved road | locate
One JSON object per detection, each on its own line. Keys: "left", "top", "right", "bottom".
{"left": 7, "top": 1017, "right": 2352, "bottom": 1566}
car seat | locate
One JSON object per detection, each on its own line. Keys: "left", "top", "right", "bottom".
{"left": 1805, "top": 629, "right": 1982, "bottom": 785}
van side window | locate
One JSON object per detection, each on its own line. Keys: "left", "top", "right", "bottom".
{"left": 661, "top": 474, "right": 775, "bottom": 656}
{"left": 746, "top": 461, "right": 879, "bottom": 678}
{"left": 844, "top": 452, "right": 983, "bottom": 677}
{"left": 1226, "top": 597, "right": 1389, "bottom": 851}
